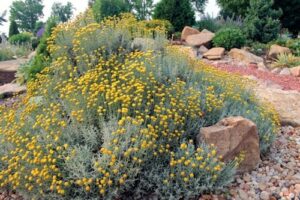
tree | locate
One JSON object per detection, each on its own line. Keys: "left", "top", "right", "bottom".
{"left": 51, "top": 2, "right": 74, "bottom": 23}
{"left": 273, "top": 0, "right": 300, "bottom": 37}
{"left": 9, "top": 20, "right": 19, "bottom": 37}
{"left": 216, "top": 0, "right": 249, "bottom": 18}
{"left": 153, "top": 0, "right": 195, "bottom": 32}
{"left": 10, "top": 0, "right": 44, "bottom": 32}
{"left": 131, "top": 0, "right": 154, "bottom": 20}
{"left": 92, "top": 0, "right": 131, "bottom": 22}
{"left": 0, "top": 10, "right": 7, "bottom": 26}
{"left": 191, "top": 0, "right": 208, "bottom": 15}
{"left": 244, "top": 0, "right": 282, "bottom": 43}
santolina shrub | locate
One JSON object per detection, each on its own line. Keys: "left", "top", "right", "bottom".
{"left": 0, "top": 11, "right": 279, "bottom": 199}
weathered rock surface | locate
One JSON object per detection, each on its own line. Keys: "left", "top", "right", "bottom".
{"left": 181, "top": 26, "right": 200, "bottom": 41}
{"left": 186, "top": 30, "right": 215, "bottom": 47}
{"left": 198, "top": 45, "right": 208, "bottom": 54}
{"left": 290, "top": 66, "right": 300, "bottom": 77}
{"left": 254, "top": 85, "right": 300, "bottom": 126}
{"left": 228, "top": 48, "right": 263, "bottom": 64}
{"left": 203, "top": 47, "right": 225, "bottom": 60}
{"left": 198, "top": 116, "right": 261, "bottom": 173}
{"left": 268, "top": 44, "right": 291, "bottom": 59}
{"left": 0, "top": 83, "right": 26, "bottom": 97}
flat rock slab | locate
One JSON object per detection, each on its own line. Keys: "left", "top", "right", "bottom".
{"left": 0, "top": 58, "right": 28, "bottom": 72}
{"left": 0, "top": 83, "right": 26, "bottom": 97}
{"left": 254, "top": 84, "right": 300, "bottom": 127}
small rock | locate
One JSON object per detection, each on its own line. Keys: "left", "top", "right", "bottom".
{"left": 260, "top": 191, "right": 270, "bottom": 200}
{"left": 271, "top": 67, "right": 281, "bottom": 74}
{"left": 199, "top": 45, "right": 209, "bottom": 54}
{"left": 259, "top": 183, "right": 267, "bottom": 191}
{"left": 203, "top": 47, "right": 225, "bottom": 60}
{"left": 238, "top": 189, "right": 249, "bottom": 200}
{"left": 279, "top": 68, "right": 291, "bottom": 76}
{"left": 295, "top": 184, "right": 300, "bottom": 194}
{"left": 281, "top": 187, "right": 289, "bottom": 196}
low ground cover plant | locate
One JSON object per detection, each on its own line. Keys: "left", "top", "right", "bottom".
{"left": 272, "top": 53, "right": 300, "bottom": 68}
{"left": 0, "top": 11, "right": 279, "bottom": 199}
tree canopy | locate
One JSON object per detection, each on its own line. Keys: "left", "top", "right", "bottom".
{"left": 273, "top": 0, "right": 300, "bottom": 37}
{"left": 51, "top": 2, "right": 74, "bottom": 23}
{"left": 10, "top": 0, "right": 44, "bottom": 32}
{"left": 153, "top": 0, "right": 195, "bottom": 32}
{"left": 131, "top": 0, "right": 154, "bottom": 20}
{"left": 244, "top": 0, "right": 281, "bottom": 43}
{"left": 92, "top": 0, "right": 131, "bottom": 22}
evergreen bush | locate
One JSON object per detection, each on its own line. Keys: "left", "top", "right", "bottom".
{"left": 213, "top": 28, "right": 246, "bottom": 50}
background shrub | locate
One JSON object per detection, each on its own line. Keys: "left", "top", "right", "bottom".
{"left": 197, "top": 14, "right": 221, "bottom": 32}
{"left": 243, "top": 0, "right": 281, "bottom": 43}
{"left": 250, "top": 42, "right": 268, "bottom": 56}
{"left": 286, "top": 39, "right": 300, "bottom": 56}
{"left": 197, "top": 15, "right": 243, "bottom": 33}
{"left": 8, "top": 32, "right": 32, "bottom": 45}
{"left": 0, "top": 44, "right": 14, "bottom": 61}
{"left": 213, "top": 28, "right": 246, "bottom": 50}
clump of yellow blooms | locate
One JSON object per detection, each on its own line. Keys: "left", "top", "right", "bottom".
{"left": 0, "top": 11, "right": 279, "bottom": 199}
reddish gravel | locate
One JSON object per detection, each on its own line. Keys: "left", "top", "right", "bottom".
{"left": 211, "top": 63, "right": 300, "bottom": 92}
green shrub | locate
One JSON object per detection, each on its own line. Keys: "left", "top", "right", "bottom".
{"left": 213, "top": 28, "right": 246, "bottom": 50}
{"left": 0, "top": 44, "right": 14, "bottom": 61}
{"left": 8, "top": 32, "right": 32, "bottom": 45}
{"left": 243, "top": 0, "right": 281, "bottom": 43}
{"left": 0, "top": 43, "right": 31, "bottom": 61}
{"left": 286, "top": 39, "right": 300, "bottom": 56}
{"left": 250, "top": 42, "right": 268, "bottom": 56}
{"left": 272, "top": 53, "right": 300, "bottom": 68}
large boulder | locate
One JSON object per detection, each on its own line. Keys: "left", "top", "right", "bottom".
{"left": 229, "top": 48, "right": 263, "bottom": 64}
{"left": 268, "top": 44, "right": 291, "bottom": 59}
{"left": 181, "top": 26, "right": 200, "bottom": 41}
{"left": 203, "top": 47, "right": 225, "bottom": 60}
{"left": 254, "top": 85, "right": 300, "bottom": 127}
{"left": 197, "top": 116, "right": 261, "bottom": 173}
{"left": 290, "top": 66, "right": 300, "bottom": 77}
{"left": 186, "top": 30, "right": 215, "bottom": 48}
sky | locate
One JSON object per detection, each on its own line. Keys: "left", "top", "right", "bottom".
{"left": 0, "top": 0, "right": 220, "bottom": 35}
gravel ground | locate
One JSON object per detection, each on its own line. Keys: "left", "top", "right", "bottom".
{"left": 207, "top": 61, "right": 300, "bottom": 92}
{"left": 229, "top": 126, "right": 300, "bottom": 200}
